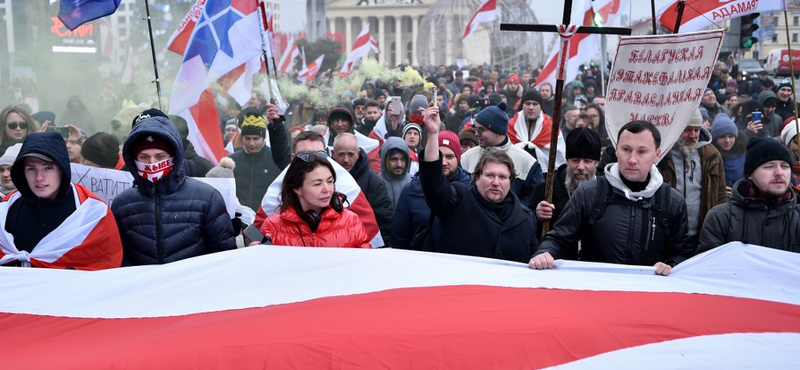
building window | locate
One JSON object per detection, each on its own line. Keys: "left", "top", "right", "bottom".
{"left": 773, "top": 34, "right": 778, "bottom": 43}
{"left": 774, "top": 16, "right": 779, "bottom": 26}
{"left": 794, "top": 16, "right": 798, "bottom": 26}
{"left": 406, "top": 41, "right": 413, "bottom": 64}
{"left": 119, "top": 28, "right": 127, "bottom": 37}
{"left": 390, "top": 18, "right": 396, "bottom": 33}
{"left": 793, "top": 33, "right": 798, "bottom": 43}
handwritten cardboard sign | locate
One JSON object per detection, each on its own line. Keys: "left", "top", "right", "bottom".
{"left": 70, "top": 163, "right": 236, "bottom": 217}
{"left": 605, "top": 29, "right": 724, "bottom": 161}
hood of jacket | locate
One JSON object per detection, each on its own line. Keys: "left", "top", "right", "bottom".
{"left": 758, "top": 90, "right": 779, "bottom": 107}
{"left": 10, "top": 132, "right": 72, "bottom": 200}
{"left": 122, "top": 116, "right": 185, "bottom": 194}
{"left": 604, "top": 162, "right": 665, "bottom": 200}
{"left": 380, "top": 137, "right": 411, "bottom": 180}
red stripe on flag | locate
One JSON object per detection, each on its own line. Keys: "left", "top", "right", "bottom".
{"left": 658, "top": 0, "right": 715, "bottom": 33}
{"left": 348, "top": 192, "right": 380, "bottom": 241}
{"left": 3, "top": 286, "right": 798, "bottom": 368}
{"left": 190, "top": 89, "right": 228, "bottom": 162}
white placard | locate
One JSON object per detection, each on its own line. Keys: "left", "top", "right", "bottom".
{"left": 605, "top": 30, "right": 724, "bottom": 161}
{"left": 70, "top": 163, "right": 237, "bottom": 217}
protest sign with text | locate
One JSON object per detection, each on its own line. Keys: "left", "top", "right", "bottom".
{"left": 70, "top": 164, "right": 236, "bottom": 217}
{"left": 605, "top": 29, "right": 724, "bottom": 161}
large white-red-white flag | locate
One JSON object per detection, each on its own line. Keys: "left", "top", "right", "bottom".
{"left": 1, "top": 243, "right": 799, "bottom": 368}
{"left": 462, "top": 0, "right": 497, "bottom": 44}
{"left": 535, "top": 0, "right": 627, "bottom": 88}
{"left": 168, "top": 0, "right": 263, "bottom": 164}
{"left": 341, "top": 23, "right": 380, "bottom": 75}
{"left": 298, "top": 54, "right": 324, "bottom": 83}
{"left": 657, "top": 0, "right": 787, "bottom": 33}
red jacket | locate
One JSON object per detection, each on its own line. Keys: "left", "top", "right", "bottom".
{"left": 262, "top": 206, "right": 371, "bottom": 248}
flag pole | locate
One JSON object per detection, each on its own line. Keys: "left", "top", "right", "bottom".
{"left": 783, "top": 10, "right": 800, "bottom": 152}
{"left": 650, "top": 0, "right": 657, "bottom": 34}
{"left": 144, "top": 0, "right": 163, "bottom": 110}
{"left": 673, "top": 0, "right": 687, "bottom": 33}
{"left": 255, "top": 0, "right": 277, "bottom": 105}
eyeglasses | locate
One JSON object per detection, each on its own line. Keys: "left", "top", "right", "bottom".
{"left": 6, "top": 122, "right": 28, "bottom": 130}
{"left": 294, "top": 150, "right": 328, "bottom": 163}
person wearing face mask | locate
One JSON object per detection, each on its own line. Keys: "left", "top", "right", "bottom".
{"left": 111, "top": 116, "right": 235, "bottom": 266}
{"left": 0, "top": 133, "right": 122, "bottom": 269}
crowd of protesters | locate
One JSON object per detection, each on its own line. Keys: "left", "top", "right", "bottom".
{"left": 0, "top": 55, "right": 799, "bottom": 271}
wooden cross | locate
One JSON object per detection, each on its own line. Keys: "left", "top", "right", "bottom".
{"left": 500, "top": 0, "right": 631, "bottom": 238}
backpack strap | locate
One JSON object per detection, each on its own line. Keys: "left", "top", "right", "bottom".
{"left": 655, "top": 182, "right": 672, "bottom": 234}
{"left": 589, "top": 177, "right": 611, "bottom": 226}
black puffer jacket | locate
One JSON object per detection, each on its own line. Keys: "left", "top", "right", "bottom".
{"left": 419, "top": 151, "right": 538, "bottom": 263}
{"left": 349, "top": 147, "right": 394, "bottom": 247}
{"left": 111, "top": 116, "right": 235, "bottom": 265}
{"left": 536, "top": 163, "right": 693, "bottom": 267}
{"left": 698, "top": 179, "right": 800, "bottom": 253}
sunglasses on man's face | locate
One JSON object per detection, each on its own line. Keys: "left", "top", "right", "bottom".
{"left": 6, "top": 122, "right": 28, "bottom": 130}
{"left": 294, "top": 150, "right": 328, "bottom": 163}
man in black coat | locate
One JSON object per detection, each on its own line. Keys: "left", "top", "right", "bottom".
{"left": 229, "top": 106, "right": 291, "bottom": 210}
{"left": 332, "top": 132, "right": 394, "bottom": 247}
{"left": 529, "top": 127, "right": 601, "bottom": 242}
{"left": 418, "top": 104, "right": 539, "bottom": 263}
{"left": 112, "top": 116, "right": 235, "bottom": 265}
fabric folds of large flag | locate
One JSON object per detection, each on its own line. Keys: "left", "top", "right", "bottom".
{"left": 0, "top": 183, "right": 122, "bottom": 270}
{"left": 168, "top": 0, "right": 263, "bottom": 163}
{"left": 462, "top": 0, "right": 497, "bottom": 44}
{"left": 534, "top": 0, "right": 627, "bottom": 87}
{"left": 254, "top": 157, "right": 385, "bottom": 248}
{"left": 1, "top": 243, "right": 799, "bottom": 368}
{"left": 341, "top": 23, "right": 381, "bottom": 74}
{"left": 57, "top": 0, "right": 122, "bottom": 31}
{"left": 657, "top": 0, "right": 786, "bottom": 33}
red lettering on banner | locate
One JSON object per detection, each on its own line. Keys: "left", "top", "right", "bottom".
{"left": 175, "top": 0, "right": 208, "bottom": 34}
{"left": 50, "top": 17, "right": 95, "bottom": 38}
{"left": 713, "top": 0, "right": 759, "bottom": 20}
{"left": 629, "top": 112, "right": 675, "bottom": 127}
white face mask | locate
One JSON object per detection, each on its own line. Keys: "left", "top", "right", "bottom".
{"left": 135, "top": 158, "right": 174, "bottom": 183}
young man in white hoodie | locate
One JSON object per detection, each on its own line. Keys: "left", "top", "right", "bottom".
{"left": 530, "top": 121, "right": 693, "bottom": 276}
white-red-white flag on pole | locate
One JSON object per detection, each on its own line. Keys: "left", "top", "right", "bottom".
{"left": 168, "top": 0, "right": 263, "bottom": 164}
{"left": 120, "top": 42, "right": 138, "bottom": 85}
{"left": 277, "top": 39, "right": 299, "bottom": 73}
{"left": 298, "top": 54, "right": 324, "bottom": 83}
{"left": 341, "top": 23, "right": 381, "bottom": 74}
{"left": 534, "top": 0, "right": 626, "bottom": 88}
{"left": 462, "top": 0, "right": 497, "bottom": 44}
{"left": 657, "top": 0, "right": 786, "bottom": 33}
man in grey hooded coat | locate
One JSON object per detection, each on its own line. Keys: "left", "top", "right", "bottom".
{"left": 379, "top": 137, "right": 411, "bottom": 208}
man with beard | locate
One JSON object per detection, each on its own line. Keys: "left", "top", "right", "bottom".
{"left": 529, "top": 127, "right": 600, "bottom": 241}
{"left": 530, "top": 121, "right": 692, "bottom": 276}
{"left": 380, "top": 137, "right": 412, "bottom": 208}
{"left": 698, "top": 137, "right": 800, "bottom": 253}
{"left": 356, "top": 100, "right": 383, "bottom": 136}
{"left": 659, "top": 109, "right": 727, "bottom": 250}
{"left": 446, "top": 93, "right": 470, "bottom": 133}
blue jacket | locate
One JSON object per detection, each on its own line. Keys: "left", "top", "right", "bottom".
{"left": 393, "top": 164, "right": 472, "bottom": 250}
{"left": 111, "top": 116, "right": 235, "bottom": 265}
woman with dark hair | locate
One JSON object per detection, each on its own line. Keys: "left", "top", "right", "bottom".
{"left": 261, "top": 151, "right": 371, "bottom": 248}
{"left": 0, "top": 105, "right": 39, "bottom": 156}
{"left": 583, "top": 103, "right": 610, "bottom": 149}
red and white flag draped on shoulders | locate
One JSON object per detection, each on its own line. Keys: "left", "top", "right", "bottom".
{"left": 0, "top": 183, "right": 122, "bottom": 270}
{"left": 0, "top": 243, "right": 798, "bottom": 368}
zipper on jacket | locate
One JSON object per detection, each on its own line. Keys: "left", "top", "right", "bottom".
{"left": 154, "top": 187, "right": 163, "bottom": 264}
{"left": 248, "top": 154, "right": 255, "bottom": 208}
{"left": 649, "top": 215, "right": 656, "bottom": 244}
